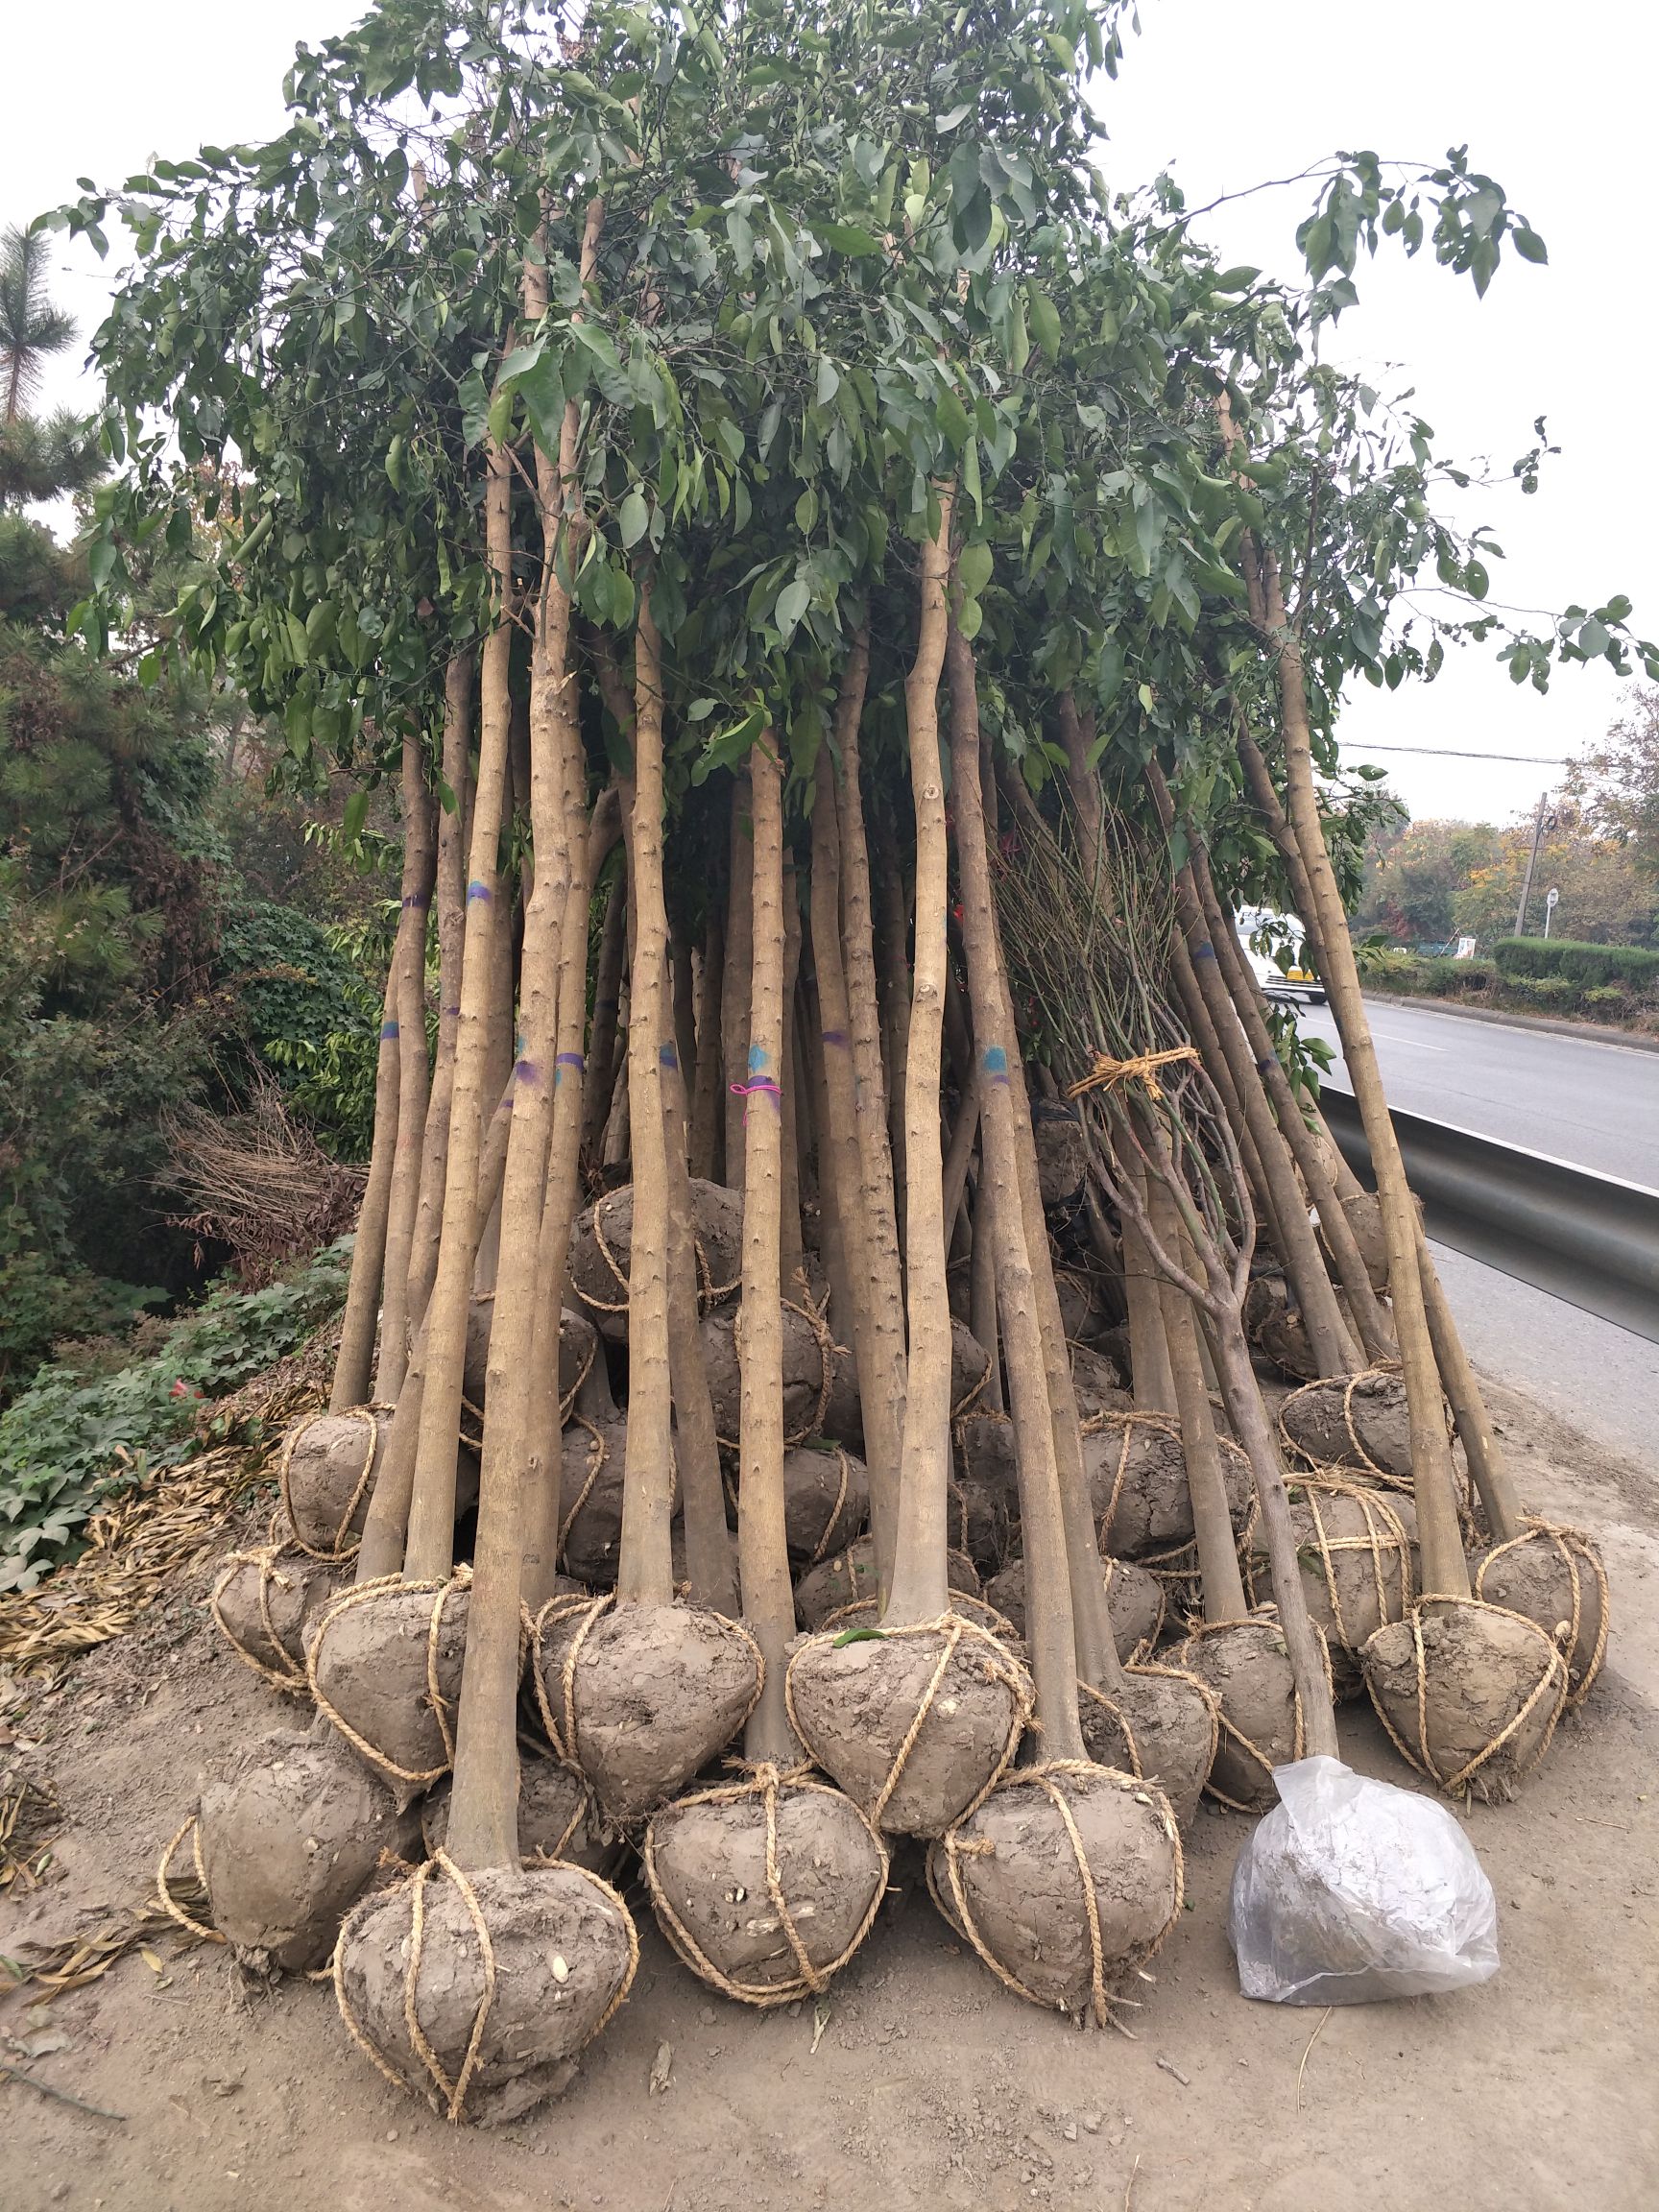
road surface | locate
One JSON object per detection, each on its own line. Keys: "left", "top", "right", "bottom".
{"left": 1292, "top": 997, "right": 1658, "bottom": 1474}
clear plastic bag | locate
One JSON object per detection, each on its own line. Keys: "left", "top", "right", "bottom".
{"left": 1228, "top": 1756, "right": 1499, "bottom": 2005}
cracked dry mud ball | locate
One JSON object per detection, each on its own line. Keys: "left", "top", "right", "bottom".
{"left": 307, "top": 1577, "right": 470, "bottom": 1807}
{"left": 1362, "top": 1597, "right": 1567, "bottom": 1801}
{"left": 197, "top": 1726, "right": 421, "bottom": 1973}
{"left": 1078, "top": 1662, "right": 1219, "bottom": 1830}
{"left": 1174, "top": 1617, "right": 1305, "bottom": 1812}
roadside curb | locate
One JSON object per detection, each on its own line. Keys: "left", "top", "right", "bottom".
{"left": 1360, "top": 990, "right": 1659, "bottom": 1055}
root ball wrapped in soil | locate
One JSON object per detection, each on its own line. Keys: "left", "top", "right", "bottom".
{"left": 570, "top": 1180, "right": 743, "bottom": 1345}
{"left": 278, "top": 1407, "right": 392, "bottom": 1561}
{"left": 421, "top": 1747, "right": 617, "bottom": 1876}
{"left": 1086, "top": 1412, "right": 1253, "bottom": 1560}
{"left": 1079, "top": 1664, "right": 1219, "bottom": 1831}
{"left": 1278, "top": 1365, "right": 1452, "bottom": 1489}
{"left": 777, "top": 1444, "right": 869, "bottom": 1566}
{"left": 700, "top": 1297, "right": 862, "bottom": 1451}
{"left": 193, "top": 1727, "right": 421, "bottom": 1974}
{"left": 334, "top": 1856, "right": 637, "bottom": 2126}
{"left": 794, "top": 1538, "right": 981, "bottom": 1632}
{"left": 784, "top": 1616, "right": 1032, "bottom": 1839}
{"left": 950, "top": 1413, "right": 1020, "bottom": 1575}
{"left": 1242, "top": 1275, "right": 1319, "bottom": 1382}
{"left": 926, "top": 1761, "right": 1183, "bottom": 2019}
{"left": 642, "top": 1766, "right": 889, "bottom": 2005}
{"left": 1361, "top": 1597, "right": 1568, "bottom": 1801}
{"left": 1475, "top": 1521, "right": 1608, "bottom": 1707}
{"left": 1174, "top": 1615, "right": 1320, "bottom": 1813}
{"left": 210, "top": 1545, "right": 343, "bottom": 1695}
{"left": 1070, "top": 1344, "right": 1131, "bottom": 1426}
{"left": 983, "top": 1555, "right": 1164, "bottom": 1664}
{"left": 307, "top": 1574, "right": 471, "bottom": 1808}
{"left": 532, "top": 1596, "right": 762, "bottom": 1824}
{"left": 1245, "top": 1478, "right": 1413, "bottom": 1696}
{"left": 557, "top": 1412, "right": 677, "bottom": 1588}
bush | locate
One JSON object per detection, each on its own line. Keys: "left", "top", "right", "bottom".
{"left": 0, "top": 1238, "right": 351, "bottom": 1591}
{"left": 1505, "top": 974, "right": 1575, "bottom": 1008}
{"left": 1583, "top": 983, "right": 1632, "bottom": 1013}
{"left": 1493, "top": 936, "right": 1659, "bottom": 989}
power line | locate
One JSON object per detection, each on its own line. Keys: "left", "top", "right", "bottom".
{"left": 1335, "top": 742, "right": 1571, "bottom": 765}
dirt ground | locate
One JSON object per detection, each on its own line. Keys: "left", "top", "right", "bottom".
{"left": 3, "top": 1370, "right": 1655, "bottom": 2212}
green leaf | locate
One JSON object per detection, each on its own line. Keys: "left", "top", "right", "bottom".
{"left": 1512, "top": 225, "right": 1548, "bottom": 265}
{"left": 618, "top": 488, "right": 649, "bottom": 549}
{"left": 831, "top": 1627, "right": 887, "bottom": 1647}
{"left": 342, "top": 789, "right": 370, "bottom": 839}
{"left": 935, "top": 103, "right": 973, "bottom": 132}
{"left": 775, "top": 578, "right": 811, "bottom": 638}
{"left": 957, "top": 594, "right": 984, "bottom": 641}
{"left": 1025, "top": 281, "right": 1063, "bottom": 360}
{"left": 817, "top": 222, "right": 883, "bottom": 257}
{"left": 815, "top": 353, "right": 840, "bottom": 408}
{"left": 957, "top": 541, "right": 994, "bottom": 599}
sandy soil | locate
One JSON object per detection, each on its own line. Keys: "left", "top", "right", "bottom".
{"left": 3, "top": 1371, "right": 1655, "bottom": 2212}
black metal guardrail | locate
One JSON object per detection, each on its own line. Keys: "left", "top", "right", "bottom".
{"left": 1318, "top": 1088, "right": 1659, "bottom": 1345}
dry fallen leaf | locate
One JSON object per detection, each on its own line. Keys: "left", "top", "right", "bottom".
{"left": 649, "top": 2042, "right": 673, "bottom": 2096}
{"left": 810, "top": 2000, "right": 830, "bottom": 2055}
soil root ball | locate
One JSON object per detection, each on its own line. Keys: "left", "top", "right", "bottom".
{"left": 532, "top": 1595, "right": 762, "bottom": 1824}
{"left": 984, "top": 1556, "right": 1164, "bottom": 1663}
{"left": 210, "top": 1545, "right": 343, "bottom": 1695}
{"left": 950, "top": 1413, "right": 1020, "bottom": 1575}
{"left": 701, "top": 1298, "right": 861, "bottom": 1451}
{"left": 1070, "top": 1344, "right": 1131, "bottom": 1426}
{"left": 926, "top": 1761, "right": 1183, "bottom": 2020}
{"left": 570, "top": 1179, "right": 743, "bottom": 1345}
{"left": 1174, "top": 1615, "right": 1324, "bottom": 1813}
{"left": 950, "top": 1320, "right": 994, "bottom": 1414}
{"left": 421, "top": 1748, "right": 619, "bottom": 1877}
{"left": 794, "top": 1538, "right": 980, "bottom": 1632}
{"left": 308, "top": 1574, "right": 471, "bottom": 1808}
{"left": 558, "top": 1412, "right": 677, "bottom": 1588}
{"left": 1086, "top": 1411, "right": 1253, "bottom": 1560}
{"left": 1078, "top": 1663, "right": 1219, "bottom": 1831}
{"left": 775, "top": 1444, "right": 869, "bottom": 1566}
{"left": 1278, "top": 1365, "right": 1458, "bottom": 1494}
{"left": 1475, "top": 1521, "right": 1608, "bottom": 1708}
{"left": 785, "top": 1616, "right": 1032, "bottom": 1839}
{"left": 822, "top": 1589, "right": 1016, "bottom": 1644}
{"left": 278, "top": 1407, "right": 391, "bottom": 1561}
{"left": 1361, "top": 1597, "right": 1568, "bottom": 1802}
{"left": 335, "top": 1856, "right": 637, "bottom": 2126}
{"left": 1245, "top": 1478, "right": 1413, "bottom": 1696}
{"left": 1242, "top": 1275, "right": 1320, "bottom": 1382}
{"left": 194, "top": 1727, "right": 421, "bottom": 1974}
{"left": 642, "top": 1765, "right": 889, "bottom": 2005}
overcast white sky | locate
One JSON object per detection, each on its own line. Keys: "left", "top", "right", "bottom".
{"left": 6, "top": 0, "right": 1653, "bottom": 827}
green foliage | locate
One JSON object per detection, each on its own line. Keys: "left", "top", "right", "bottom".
{"left": 0, "top": 1238, "right": 351, "bottom": 1591}
{"left": 1493, "top": 935, "right": 1659, "bottom": 988}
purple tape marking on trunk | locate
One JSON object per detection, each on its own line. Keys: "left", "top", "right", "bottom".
{"left": 380, "top": 1021, "right": 400, "bottom": 1042}
{"left": 820, "top": 1029, "right": 851, "bottom": 1047}
{"left": 730, "top": 1076, "right": 781, "bottom": 1119}
{"left": 982, "top": 1045, "right": 1009, "bottom": 1085}
{"left": 1194, "top": 941, "right": 1217, "bottom": 961}
{"left": 467, "top": 880, "right": 493, "bottom": 904}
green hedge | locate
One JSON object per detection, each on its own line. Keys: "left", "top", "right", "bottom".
{"left": 1493, "top": 936, "right": 1659, "bottom": 988}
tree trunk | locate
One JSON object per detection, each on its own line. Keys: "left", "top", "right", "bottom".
{"left": 403, "top": 428, "right": 516, "bottom": 1584}
{"left": 581, "top": 872, "right": 627, "bottom": 1164}
{"left": 883, "top": 495, "right": 956, "bottom": 1628}
{"left": 374, "top": 733, "right": 437, "bottom": 1403}
{"left": 330, "top": 969, "right": 399, "bottom": 1411}
{"left": 1149, "top": 1183, "right": 1246, "bottom": 1622}
{"left": 689, "top": 907, "right": 724, "bottom": 1183}
{"left": 737, "top": 737, "right": 796, "bottom": 1758}
{"left": 1121, "top": 1162, "right": 1177, "bottom": 1414}
{"left": 614, "top": 594, "right": 676, "bottom": 1609}
{"left": 720, "top": 777, "right": 754, "bottom": 1193}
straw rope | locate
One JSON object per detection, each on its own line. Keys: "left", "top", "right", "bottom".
{"left": 1077, "top": 1662, "right": 1220, "bottom": 1790}
{"left": 278, "top": 1405, "right": 387, "bottom": 1563}
{"left": 208, "top": 1545, "right": 321, "bottom": 1695}
{"left": 1062, "top": 1044, "right": 1200, "bottom": 1103}
{"left": 580, "top": 1190, "right": 741, "bottom": 1319}
{"left": 306, "top": 1570, "right": 470, "bottom": 1793}
{"left": 1475, "top": 1517, "right": 1609, "bottom": 1709}
{"left": 331, "top": 1850, "right": 639, "bottom": 2126}
{"left": 1244, "top": 1476, "right": 1412, "bottom": 1658}
{"left": 928, "top": 1761, "right": 1184, "bottom": 2023}
{"left": 1178, "top": 1612, "right": 1330, "bottom": 1814}
{"left": 639, "top": 1763, "right": 890, "bottom": 2007}
{"left": 156, "top": 1815, "right": 228, "bottom": 1945}
{"left": 784, "top": 1613, "right": 1033, "bottom": 1835}
{"left": 1364, "top": 1594, "right": 1568, "bottom": 1796}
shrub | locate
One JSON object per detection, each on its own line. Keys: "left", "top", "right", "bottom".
{"left": 1493, "top": 936, "right": 1659, "bottom": 989}
{"left": 0, "top": 1238, "right": 351, "bottom": 1591}
{"left": 1505, "top": 974, "right": 1575, "bottom": 1008}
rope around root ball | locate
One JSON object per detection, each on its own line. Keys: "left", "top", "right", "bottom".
{"left": 1180, "top": 1611, "right": 1331, "bottom": 1815}
{"left": 928, "top": 1760, "right": 1184, "bottom": 2026}
{"left": 529, "top": 1593, "right": 764, "bottom": 1792}
{"left": 640, "top": 1763, "right": 890, "bottom": 2008}
{"left": 156, "top": 1816, "right": 226, "bottom": 1945}
{"left": 715, "top": 1289, "right": 844, "bottom": 1452}
{"left": 1475, "top": 1519, "right": 1610, "bottom": 1710}
{"left": 1078, "top": 1663, "right": 1220, "bottom": 1786}
{"left": 305, "top": 1570, "right": 471, "bottom": 1793}
{"left": 209, "top": 1545, "right": 314, "bottom": 1695}
{"left": 1244, "top": 1476, "right": 1412, "bottom": 1654}
{"left": 785, "top": 1613, "right": 1033, "bottom": 1834}
{"left": 278, "top": 1405, "right": 387, "bottom": 1563}
{"left": 1367, "top": 1594, "right": 1568, "bottom": 1797}
{"left": 584, "top": 1190, "right": 741, "bottom": 1318}
{"left": 331, "top": 1848, "right": 639, "bottom": 2125}
{"left": 1277, "top": 1365, "right": 1475, "bottom": 1529}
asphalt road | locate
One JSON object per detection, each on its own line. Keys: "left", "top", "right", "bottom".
{"left": 1291, "top": 997, "right": 1658, "bottom": 1475}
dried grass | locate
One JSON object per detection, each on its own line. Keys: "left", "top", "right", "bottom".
{"left": 163, "top": 1080, "right": 365, "bottom": 1286}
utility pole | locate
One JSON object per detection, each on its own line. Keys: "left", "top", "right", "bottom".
{"left": 1515, "top": 789, "right": 1553, "bottom": 936}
